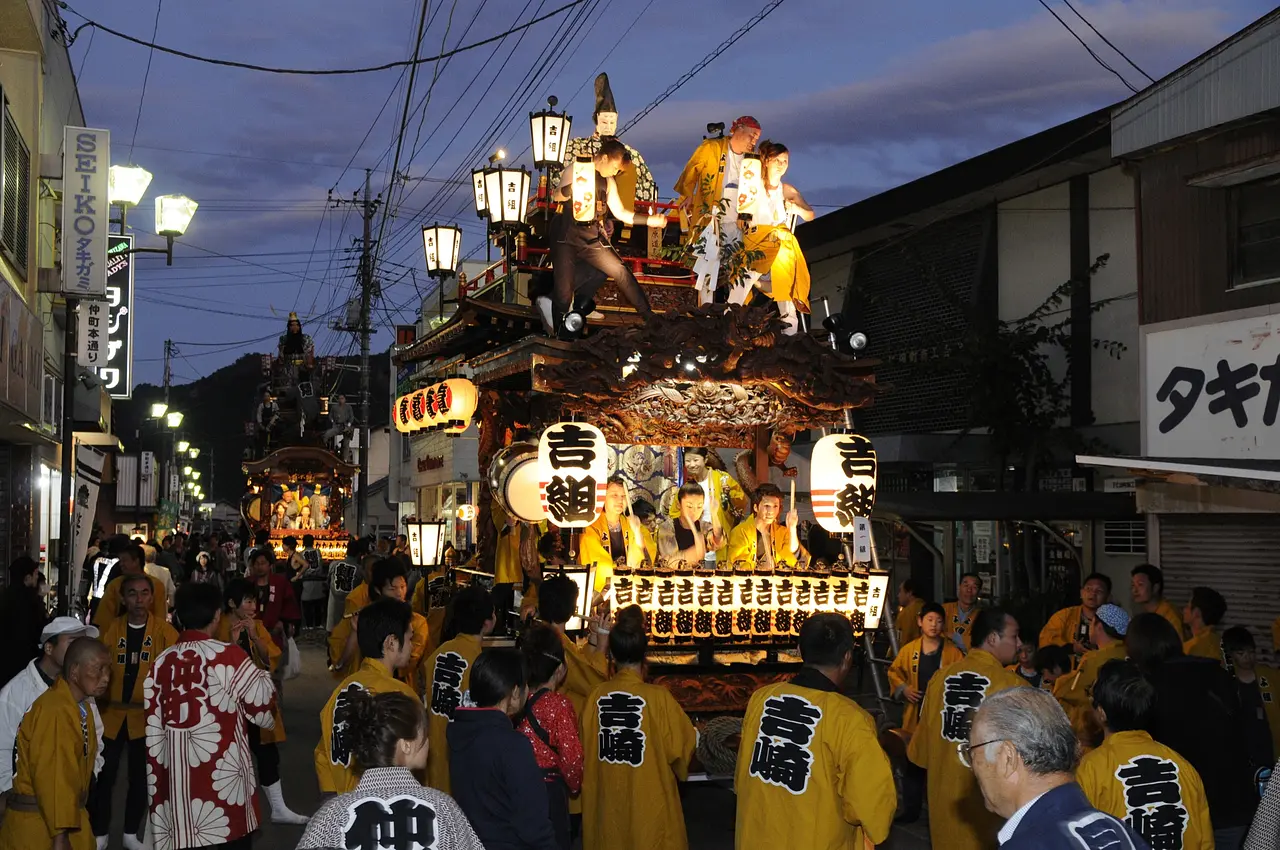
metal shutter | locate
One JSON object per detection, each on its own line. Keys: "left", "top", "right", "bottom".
{"left": 0, "top": 106, "right": 30, "bottom": 275}
{"left": 1158, "top": 514, "right": 1280, "bottom": 656}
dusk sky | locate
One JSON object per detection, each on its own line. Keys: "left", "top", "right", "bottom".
{"left": 64, "top": 0, "right": 1274, "bottom": 386}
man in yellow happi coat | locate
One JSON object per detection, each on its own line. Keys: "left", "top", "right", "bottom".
{"left": 896, "top": 579, "right": 925, "bottom": 645}
{"left": 314, "top": 598, "right": 419, "bottom": 795}
{"left": 1040, "top": 573, "right": 1111, "bottom": 668}
{"left": 727, "top": 483, "right": 801, "bottom": 571}
{"left": 1182, "top": 586, "right": 1226, "bottom": 662}
{"left": 581, "top": 606, "right": 696, "bottom": 850}
{"left": 91, "top": 575, "right": 178, "bottom": 846}
{"left": 667, "top": 448, "right": 744, "bottom": 566}
{"left": 943, "top": 572, "right": 983, "bottom": 652}
{"left": 0, "top": 637, "right": 111, "bottom": 850}
{"left": 94, "top": 542, "right": 167, "bottom": 628}
{"left": 1053, "top": 603, "right": 1129, "bottom": 749}
{"left": 579, "top": 476, "right": 657, "bottom": 591}
{"left": 1130, "top": 564, "right": 1183, "bottom": 638}
{"left": 1077, "top": 659, "right": 1214, "bottom": 850}
{"left": 329, "top": 560, "right": 428, "bottom": 692}
{"left": 888, "top": 601, "right": 964, "bottom": 735}
{"left": 908, "top": 606, "right": 1029, "bottom": 850}
{"left": 736, "top": 614, "right": 897, "bottom": 849}
{"left": 423, "top": 585, "right": 494, "bottom": 794}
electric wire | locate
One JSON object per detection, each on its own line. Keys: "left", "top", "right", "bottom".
{"left": 58, "top": 0, "right": 588, "bottom": 76}
{"left": 127, "top": 0, "right": 164, "bottom": 162}
{"left": 1035, "top": 0, "right": 1139, "bottom": 94}
{"left": 1059, "top": 0, "right": 1155, "bottom": 84}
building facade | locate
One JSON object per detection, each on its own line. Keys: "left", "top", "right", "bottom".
{"left": 800, "top": 110, "right": 1141, "bottom": 606}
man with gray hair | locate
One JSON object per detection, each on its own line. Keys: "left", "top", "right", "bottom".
{"left": 968, "top": 687, "right": 1149, "bottom": 849}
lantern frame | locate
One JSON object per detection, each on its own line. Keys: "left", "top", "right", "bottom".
{"left": 470, "top": 169, "right": 488, "bottom": 219}
{"left": 406, "top": 520, "right": 447, "bottom": 568}
{"left": 421, "top": 223, "right": 462, "bottom": 278}
{"left": 529, "top": 98, "right": 572, "bottom": 170}
{"left": 107, "top": 164, "right": 153, "bottom": 208}
{"left": 558, "top": 562, "right": 602, "bottom": 629}
{"left": 482, "top": 165, "right": 532, "bottom": 228}
{"left": 155, "top": 194, "right": 198, "bottom": 237}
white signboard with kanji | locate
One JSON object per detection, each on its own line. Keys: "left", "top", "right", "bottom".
{"left": 1145, "top": 313, "right": 1280, "bottom": 459}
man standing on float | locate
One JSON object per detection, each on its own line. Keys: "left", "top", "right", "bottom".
{"left": 548, "top": 139, "right": 666, "bottom": 337}
{"left": 673, "top": 116, "right": 762, "bottom": 305}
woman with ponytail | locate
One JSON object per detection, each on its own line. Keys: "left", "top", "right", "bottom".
{"left": 299, "top": 690, "right": 485, "bottom": 849}
{"left": 580, "top": 606, "right": 696, "bottom": 850}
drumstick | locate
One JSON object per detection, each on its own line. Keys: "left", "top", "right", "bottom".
{"left": 789, "top": 479, "right": 795, "bottom": 514}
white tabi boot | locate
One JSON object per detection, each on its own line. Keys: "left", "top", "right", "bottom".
{"left": 122, "top": 833, "right": 146, "bottom": 850}
{"left": 263, "top": 781, "right": 309, "bottom": 825}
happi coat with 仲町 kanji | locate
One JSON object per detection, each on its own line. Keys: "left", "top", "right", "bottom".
{"left": 580, "top": 667, "right": 697, "bottom": 850}
{"left": 314, "top": 657, "right": 419, "bottom": 795}
{"left": 145, "top": 631, "right": 278, "bottom": 850}
{"left": 735, "top": 670, "right": 897, "bottom": 850}
{"left": 907, "top": 648, "right": 1030, "bottom": 850}
{"left": 0, "top": 678, "right": 97, "bottom": 850}
{"left": 423, "top": 633, "right": 483, "bottom": 795}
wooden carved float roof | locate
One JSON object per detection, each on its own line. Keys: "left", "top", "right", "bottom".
{"left": 242, "top": 446, "right": 359, "bottom": 479}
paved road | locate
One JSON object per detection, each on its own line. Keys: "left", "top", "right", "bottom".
{"left": 96, "top": 639, "right": 933, "bottom": 849}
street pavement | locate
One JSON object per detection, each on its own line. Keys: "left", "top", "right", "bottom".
{"left": 97, "top": 638, "right": 933, "bottom": 849}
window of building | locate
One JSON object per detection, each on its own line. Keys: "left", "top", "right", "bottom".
{"left": 1102, "top": 520, "right": 1146, "bottom": 556}
{"left": 1234, "top": 179, "right": 1280, "bottom": 288}
{"left": 0, "top": 91, "right": 30, "bottom": 279}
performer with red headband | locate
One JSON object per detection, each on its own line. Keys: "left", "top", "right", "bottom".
{"left": 673, "top": 116, "right": 762, "bottom": 305}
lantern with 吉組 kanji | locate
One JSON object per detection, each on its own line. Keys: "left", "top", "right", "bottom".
{"left": 570, "top": 155, "right": 596, "bottom": 223}
{"left": 437, "top": 378, "right": 478, "bottom": 433}
{"left": 470, "top": 169, "right": 488, "bottom": 218}
{"left": 483, "top": 165, "right": 532, "bottom": 227}
{"left": 537, "top": 422, "right": 608, "bottom": 529}
{"left": 849, "top": 569, "right": 891, "bottom": 632}
{"left": 810, "top": 432, "right": 877, "bottom": 533}
{"left": 408, "top": 389, "right": 431, "bottom": 431}
{"left": 530, "top": 99, "right": 572, "bottom": 170}
{"left": 393, "top": 394, "right": 414, "bottom": 433}
{"left": 406, "top": 520, "right": 446, "bottom": 568}
{"left": 421, "top": 224, "right": 461, "bottom": 277}
{"left": 737, "top": 152, "right": 763, "bottom": 217}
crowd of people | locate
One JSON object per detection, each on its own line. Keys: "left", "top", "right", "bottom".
{"left": 1, "top": 496, "right": 1280, "bottom": 850}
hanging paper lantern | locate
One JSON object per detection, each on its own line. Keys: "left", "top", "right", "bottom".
{"left": 810, "top": 432, "right": 877, "bottom": 533}
{"left": 737, "top": 153, "right": 763, "bottom": 217}
{"left": 571, "top": 156, "right": 596, "bottom": 223}
{"left": 537, "top": 422, "right": 608, "bottom": 528}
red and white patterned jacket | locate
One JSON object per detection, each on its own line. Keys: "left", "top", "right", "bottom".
{"left": 145, "top": 630, "right": 277, "bottom": 850}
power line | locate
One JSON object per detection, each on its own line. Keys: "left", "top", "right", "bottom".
{"left": 126, "top": 0, "right": 163, "bottom": 161}
{"left": 1035, "top": 0, "right": 1138, "bottom": 94}
{"left": 59, "top": 0, "right": 588, "bottom": 76}
{"left": 620, "top": 0, "right": 790, "bottom": 134}
{"left": 1058, "top": 0, "right": 1155, "bottom": 84}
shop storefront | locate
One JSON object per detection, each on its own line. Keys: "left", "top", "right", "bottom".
{"left": 409, "top": 427, "right": 480, "bottom": 552}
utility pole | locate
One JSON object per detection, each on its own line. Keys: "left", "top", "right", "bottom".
{"left": 163, "top": 339, "right": 173, "bottom": 511}
{"left": 332, "top": 171, "right": 380, "bottom": 536}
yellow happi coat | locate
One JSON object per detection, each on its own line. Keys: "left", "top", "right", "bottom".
{"left": 579, "top": 511, "right": 657, "bottom": 592}
{"left": 558, "top": 628, "right": 609, "bottom": 817}
{"left": 1053, "top": 640, "right": 1127, "bottom": 748}
{"left": 908, "top": 649, "right": 1030, "bottom": 850}
{"left": 886, "top": 637, "right": 964, "bottom": 734}
{"left": 735, "top": 677, "right": 897, "bottom": 850}
{"left": 942, "top": 601, "right": 981, "bottom": 651}
{"left": 327, "top": 606, "right": 429, "bottom": 690}
{"left": 314, "top": 658, "right": 418, "bottom": 794}
{"left": 214, "top": 617, "right": 286, "bottom": 744}
{"left": 1077, "top": 730, "right": 1214, "bottom": 850}
{"left": 896, "top": 598, "right": 924, "bottom": 645}
{"left": 1040, "top": 605, "right": 1090, "bottom": 649}
{"left": 1183, "top": 629, "right": 1223, "bottom": 663}
{"left": 342, "top": 581, "right": 371, "bottom": 617}
{"left": 99, "top": 614, "right": 179, "bottom": 740}
{"left": 666, "top": 469, "right": 745, "bottom": 564}
{"left": 0, "top": 678, "right": 97, "bottom": 850}
{"left": 727, "top": 515, "right": 799, "bottom": 570}
{"left": 1152, "top": 599, "right": 1184, "bottom": 639}
{"left": 423, "top": 633, "right": 483, "bottom": 794}
{"left": 494, "top": 500, "right": 525, "bottom": 586}
{"left": 673, "top": 136, "right": 731, "bottom": 234}
{"left": 94, "top": 573, "right": 167, "bottom": 627}
{"left": 581, "top": 668, "right": 696, "bottom": 850}
{"left": 744, "top": 224, "right": 811, "bottom": 310}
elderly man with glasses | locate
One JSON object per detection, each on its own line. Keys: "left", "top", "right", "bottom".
{"left": 967, "top": 687, "right": 1149, "bottom": 849}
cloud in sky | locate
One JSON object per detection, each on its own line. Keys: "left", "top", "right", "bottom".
{"left": 66, "top": 0, "right": 1272, "bottom": 382}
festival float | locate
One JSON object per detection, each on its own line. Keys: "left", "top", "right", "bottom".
{"left": 240, "top": 314, "right": 356, "bottom": 560}
{"left": 393, "top": 77, "right": 898, "bottom": 718}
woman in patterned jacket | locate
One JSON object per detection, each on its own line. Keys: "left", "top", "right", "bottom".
{"left": 298, "top": 690, "right": 484, "bottom": 850}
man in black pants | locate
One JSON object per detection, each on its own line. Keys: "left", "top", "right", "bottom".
{"left": 549, "top": 138, "right": 667, "bottom": 337}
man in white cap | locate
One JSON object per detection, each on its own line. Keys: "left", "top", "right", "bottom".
{"left": 0, "top": 617, "right": 105, "bottom": 807}
{"left": 1053, "top": 602, "right": 1130, "bottom": 748}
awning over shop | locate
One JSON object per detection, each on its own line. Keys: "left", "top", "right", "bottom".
{"left": 1076, "top": 454, "right": 1280, "bottom": 495}
{"left": 873, "top": 490, "right": 1137, "bottom": 522}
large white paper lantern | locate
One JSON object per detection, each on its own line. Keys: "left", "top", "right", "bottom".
{"left": 537, "top": 422, "right": 608, "bottom": 528}
{"left": 810, "top": 432, "right": 877, "bottom": 533}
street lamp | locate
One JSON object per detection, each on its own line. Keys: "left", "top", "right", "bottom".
{"left": 188, "top": 447, "right": 200, "bottom": 459}
{"left": 176, "top": 439, "right": 190, "bottom": 454}
{"left": 530, "top": 96, "right": 571, "bottom": 170}
{"left": 108, "top": 165, "right": 153, "bottom": 210}
{"left": 422, "top": 224, "right": 462, "bottom": 320}
{"left": 149, "top": 402, "right": 168, "bottom": 419}
{"left": 165, "top": 411, "right": 184, "bottom": 429}
{"left": 182, "top": 465, "right": 193, "bottom": 476}
{"left": 190, "top": 471, "right": 201, "bottom": 481}
{"left": 482, "top": 165, "right": 531, "bottom": 228}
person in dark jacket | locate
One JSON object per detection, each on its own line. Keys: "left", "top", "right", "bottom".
{"left": 0, "top": 556, "right": 48, "bottom": 688}
{"left": 969, "top": 687, "right": 1148, "bottom": 850}
{"left": 1126, "top": 612, "right": 1256, "bottom": 849}
{"left": 448, "top": 647, "right": 558, "bottom": 850}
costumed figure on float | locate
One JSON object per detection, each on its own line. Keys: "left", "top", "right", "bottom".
{"left": 563, "top": 73, "right": 659, "bottom": 206}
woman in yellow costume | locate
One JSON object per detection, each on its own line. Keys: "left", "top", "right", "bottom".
{"left": 742, "top": 140, "right": 815, "bottom": 335}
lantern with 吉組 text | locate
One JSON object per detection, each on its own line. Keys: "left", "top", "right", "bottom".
{"left": 483, "top": 165, "right": 532, "bottom": 227}
{"left": 571, "top": 155, "right": 596, "bottom": 223}
{"left": 488, "top": 442, "right": 547, "bottom": 523}
{"left": 471, "top": 169, "right": 488, "bottom": 218}
{"left": 439, "top": 378, "right": 478, "bottom": 434}
{"left": 393, "top": 394, "right": 414, "bottom": 433}
{"left": 537, "top": 422, "right": 608, "bottom": 528}
{"left": 737, "top": 153, "right": 763, "bottom": 217}
{"left": 421, "top": 224, "right": 461, "bottom": 276}
{"left": 530, "top": 101, "right": 572, "bottom": 170}
{"left": 406, "top": 520, "right": 446, "bottom": 568}
{"left": 810, "top": 432, "right": 877, "bottom": 533}
{"left": 851, "top": 570, "right": 891, "bottom": 631}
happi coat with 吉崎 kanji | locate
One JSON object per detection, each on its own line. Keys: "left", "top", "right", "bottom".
{"left": 145, "top": 631, "right": 278, "bottom": 850}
